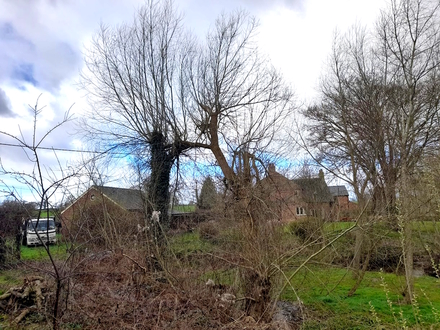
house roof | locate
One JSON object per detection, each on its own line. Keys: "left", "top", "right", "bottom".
{"left": 262, "top": 164, "right": 334, "bottom": 203}
{"left": 94, "top": 186, "right": 145, "bottom": 211}
{"left": 61, "top": 185, "right": 145, "bottom": 215}
{"left": 293, "top": 177, "right": 334, "bottom": 203}
{"left": 328, "top": 185, "right": 349, "bottom": 197}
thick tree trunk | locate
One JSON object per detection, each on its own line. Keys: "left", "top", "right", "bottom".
{"left": 148, "top": 131, "right": 174, "bottom": 231}
{"left": 242, "top": 270, "right": 272, "bottom": 321}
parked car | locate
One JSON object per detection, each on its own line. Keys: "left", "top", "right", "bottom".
{"left": 22, "top": 218, "right": 57, "bottom": 246}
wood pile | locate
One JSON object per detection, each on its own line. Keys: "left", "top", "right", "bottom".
{"left": 0, "top": 276, "right": 46, "bottom": 324}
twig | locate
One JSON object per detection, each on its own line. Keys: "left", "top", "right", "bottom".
{"left": 123, "top": 253, "right": 147, "bottom": 273}
{"left": 205, "top": 253, "right": 255, "bottom": 271}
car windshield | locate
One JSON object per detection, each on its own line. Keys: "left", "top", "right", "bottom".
{"left": 28, "top": 219, "right": 56, "bottom": 231}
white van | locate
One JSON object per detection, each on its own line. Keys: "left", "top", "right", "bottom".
{"left": 23, "top": 218, "right": 57, "bottom": 246}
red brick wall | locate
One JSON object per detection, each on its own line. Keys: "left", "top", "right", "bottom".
{"left": 336, "top": 196, "right": 349, "bottom": 210}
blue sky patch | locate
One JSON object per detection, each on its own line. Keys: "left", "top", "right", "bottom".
{"left": 13, "top": 63, "right": 38, "bottom": 86}
{"left": 0, "top": 22, "right": 15, "bottom": 39}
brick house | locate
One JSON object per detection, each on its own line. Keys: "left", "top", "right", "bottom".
{"left": 328, "top": 186, "right": 349, "bottom": 210}
{"left": 260, "top": 165, "right": 346, "bottom": 222}
{"left": 60, "top": 186, "right": 146, "bottom": 238}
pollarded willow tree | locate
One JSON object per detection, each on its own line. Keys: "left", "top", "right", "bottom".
{"left": 185, "top": 11, "right": 296, "bottom": 319}
{"left": 81, "top": 0, "right": 203, "bottom": 228}
{"left": 304, "top": 0, "right": 440, "bottom": 302}
{"left": 187, "top": 11, "right": 295, "bottom": 200}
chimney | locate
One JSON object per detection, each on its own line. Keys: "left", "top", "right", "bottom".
{"left": 318, "top": 169, "right": 325, "bottom": 181}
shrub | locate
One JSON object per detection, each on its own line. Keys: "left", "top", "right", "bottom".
{"left": 286, "top": 217, "right": 323, "bottom": 242}
{"left": 67, "top": 201, "right": 141, "bottom": 249}
{"left": 198, "top": 221, "right": 220, "bottom": 240}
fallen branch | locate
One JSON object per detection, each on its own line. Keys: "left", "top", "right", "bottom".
{"left": 0, "top": 292, "right": 11, "bottom": 300}
{"left": 14, "top": 308, "right": 31, "bottom": 324}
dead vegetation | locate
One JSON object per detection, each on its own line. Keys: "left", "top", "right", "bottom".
{"left": 1, "top": 244, "right": 302, "bottom": 329}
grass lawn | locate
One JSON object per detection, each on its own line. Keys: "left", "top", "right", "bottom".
{"left": 20, "top": 243, "right": 67, "bottom": 261}
{"left": 36, "top": 211, "right": 56, "bottom": 218}
{"left": 282, "top": 266, "right": 440, "bottom": 329}
{"left": 324, "top": 221, "right": 356, "bottom": 233}
{"left": 2, "top": 220, "right": 438, "bottom": 329}
{"left": 325, "top": 220, "right": 440, "bottom": 233}
{"left": 170, "top": 231, "right": 214, "bottom": 258}
{"left": 173, "top": 204, "right": 196, "bottom": 212}
{"left": 19, "top": 234, "right": 67, "bottom": 261}
{"left": 0, "top": 244, "right": 66, "bottom": 295}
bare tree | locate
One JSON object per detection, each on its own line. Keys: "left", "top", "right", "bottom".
{"left": 81, "top": 0, "right": 203, "bottom": 228}
{"left": 0, "top": 97, "right": 80, "bottom": 329}
{"left": 377, "top": 0, "right": 440, "bottom": 303}
{"left": 81, "top": 3, "right": 295, "bottom": 231}
{"left": 303, "top": 27, "right": 387, "bottom": 290}
{"left": 304, "top": 26, "right": 381, "bottom": 212}
{"left": 304, "top": 0, "right": 440, "bottom": 302}
{"left": 185, "top": 10, "right": 295, "bottom": 319}
{"left": 187, "top": 10, "right": 295, "bottom": 198}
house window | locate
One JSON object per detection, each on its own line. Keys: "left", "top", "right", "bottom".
{"left": 90, "top": 194, "right": 95, "bottom": 201}
{"left": 296, "top": 207, "right": 305, "bottom": 216}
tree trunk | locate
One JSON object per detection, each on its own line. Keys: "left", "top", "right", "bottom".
{"left": 53, "top": 279, "right": 62, "bottom": 330}
{"left": 352, "top": 227, "right": 364, "bottom": 280}
{"left": 349, "top": 232, "right": 371, "bottom": 296}
{"left": 148, "top": 131, "right": 174, "bottom": 231}
{"left": 0, "top": 236, "right": 5, "bottom": 268}
{"left": 401, "top": 165, "right": 414, "bottom": 303}
{"left": 351, "top": 195, "right": 367, "bottom": 280}
{"left": 403, "top": 221, "right": 414, "bottom": 303}
{"left": 242, "top": 269, "right": 272, "bottom": 322}
{"left": 15, "top": 230, "right": 21, "bottom": 260}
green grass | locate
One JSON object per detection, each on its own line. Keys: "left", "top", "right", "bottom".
{"left": 324, "top": 221, "right": 356, "bottom": 233}
{"left": 173, "top": 204, "right": 196, "bottom": 212}
{"left": 19, "top": 234, "right": 67, "bottom": 261}
{"left": 196, "top": 219, "right": 440, "bottom": 328}
{"left": 412, "top": 220, "right": 440, "bottom": 233}
{"left": 20, "top": 243, "right": 67, "bottom": 261}
{"left": 283, "top": 220, "right": 440, "bottom": 327}
{"left": 0, "top": 270, "right": 23, "bottom": 295}
{"left": 37, "top": 211, "right": 55, "bottom": 218}
{"left": 324, "top": 220, "right": 440, "bottom": 234}
{"left": 282, "top": 266, "right": 440, "bottom": 328}
{"left": 170, "top": 231, "right": 213, "bottom": 257}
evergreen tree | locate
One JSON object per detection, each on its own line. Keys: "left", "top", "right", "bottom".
{"left": 198, "top": 177, "right": 217, "bottom": 210}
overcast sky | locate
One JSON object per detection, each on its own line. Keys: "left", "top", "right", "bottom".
{"left": 0, "top": 0, "right": 386, "bottom": 203}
